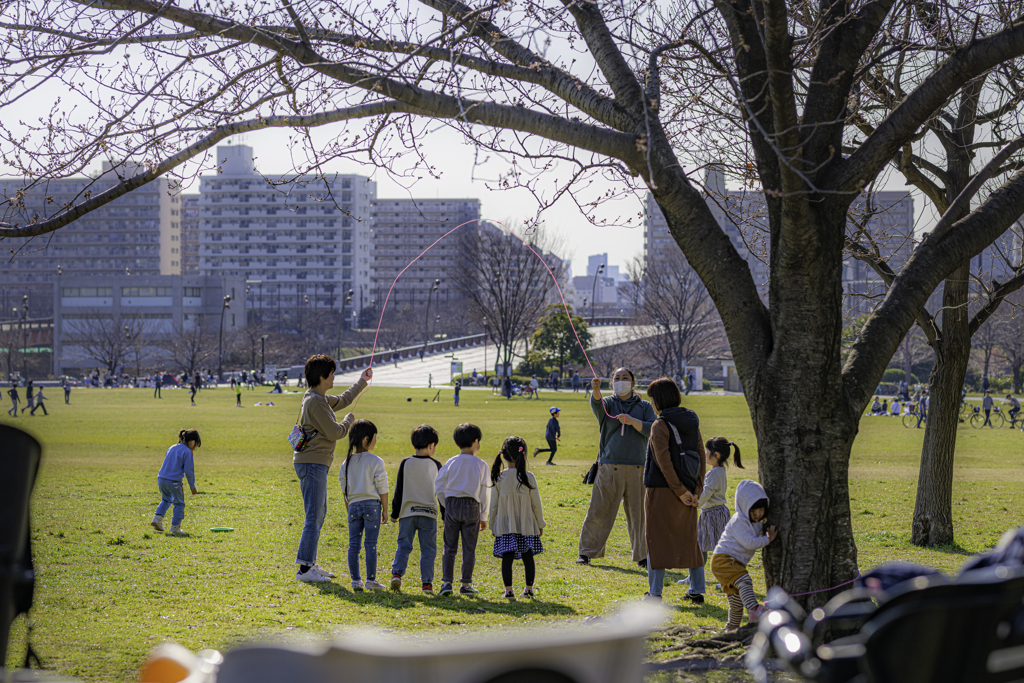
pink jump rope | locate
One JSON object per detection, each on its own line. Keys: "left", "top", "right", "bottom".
{"left": 353, "top": 218, "right": 624, "bottom": 427}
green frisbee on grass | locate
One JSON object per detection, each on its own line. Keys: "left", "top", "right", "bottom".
{"left": 209, "top": 527, "right": 234, "bottom": 532}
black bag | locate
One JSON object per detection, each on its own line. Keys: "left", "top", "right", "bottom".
{"left": 644, "top": 419, "right": 702, "bottom": 491}
{"left": 582, "top": 458, "right": 600, "bottom": 485}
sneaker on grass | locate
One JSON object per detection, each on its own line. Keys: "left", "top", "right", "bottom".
{"left": 391, "top": 574, "right": 402, "bottom": 592}
{"left": 352, "top": 580, "right": 365, "bottom": 592}
{"left": 422, "top": 583, "right": 433, "bottom": 593}
{"left": 169, "top": 525, "right": 186, "bottom": 536}
{"left": 576, "top": 555, "right": 591, "bottom": 566}
{"left": 364, "top": 579, "right": 385, "bottom": 591}
{"left": 150, "top": 516, "right": 164, "bottom": 533}
{"left": 438, "top": 583, "right": 454, "bottom": 596}
{"left": 459, "top": 585, "right": 480, "bottom": 596}
{"left": 314, "top": 564, "right": 336, "bottom": 578}
{"left": 297, "top": 566, "right": 330, "bottom": 583}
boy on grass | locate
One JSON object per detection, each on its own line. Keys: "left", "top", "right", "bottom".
{"left": 435, "top": 423, "right": 490, "bottom": 596}
{"left": 390, "top": 425, "right": 445, "bottom": 593}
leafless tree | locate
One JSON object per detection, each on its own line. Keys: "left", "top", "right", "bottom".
{"left": 165, "top": 316, "right": 215, "bottom": 377}
{"left": 63, "top": 313, "right": 139, "bottom": 375}
{"left": 974, "top": 318, "right": 1002, "bottom": 384}
{"left": 626, "top": 253, "right": 725, "bottom": 376}
{"left": 10, "top": 0, "right": 1024, "bottom": 598}
{"left": 996, "top": 295, "right": 1024, "bottom": 393}
{"left": 452, "top": 224, "right": 566, "bottom": 371}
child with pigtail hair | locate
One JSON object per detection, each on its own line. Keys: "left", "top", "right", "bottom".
{"left": 681, "top": 437, "right": 744, "bottom": 599}
{"left": 489, "top": 436, "right": 546, "bottom": 601}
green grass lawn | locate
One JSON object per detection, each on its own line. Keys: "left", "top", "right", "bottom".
{"left": 2, "top": 386, "right": 1023, "bottom": 681}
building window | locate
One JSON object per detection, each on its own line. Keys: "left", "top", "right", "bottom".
{"left": 183, "top": 287, "right": 202, "bottom": 297}
{"left": 62, "top": 287, "right": 113, "bottom": 297}
{"left": 121, "top": 286, "right": 172, "bottom": 297}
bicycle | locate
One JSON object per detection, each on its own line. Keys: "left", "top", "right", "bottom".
{"left": 902, "top": 403, "right": 926, "bottom": 428}
{"left": 970, "top": 405, "right": 1005, "bottom": 429}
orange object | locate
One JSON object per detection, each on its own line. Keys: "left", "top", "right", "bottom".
{"left": 139, "top": 656, "right": 191, "bottom": 683}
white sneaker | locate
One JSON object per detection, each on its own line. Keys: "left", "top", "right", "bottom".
{"left": 297, "top": 566, "right": 330, "bottom": 583}
{"left": 151, "top": 516, "right": 164, "bottom": 532}
{"left": 352, "top": 580, "right": 365, "bottom": 592}
{"left": 169, "top": 525, "right": 185, "bottom": 535}
{"left": 314, "top": 564, "right": 336, "bottom": 578}
{"left": 364, "top": 579, "right": 385, "bottom": 591}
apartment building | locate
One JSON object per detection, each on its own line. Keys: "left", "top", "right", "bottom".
{"left": 643, "top": 167, "right": 915, "bottom": 309}
{"left": 0, "top": 162, "right": 179, "bottom": 315}
{"left": 196, "top": 145, "right": 375, "bottom": 322}
{"left": 181, "top": 194, "right": 200, "bottom": 274}
{"left": 54, "top": 273, "right": 244, "bottom": 376}
{"left": 370, "top": 198, "right": 481, "bottom": 307}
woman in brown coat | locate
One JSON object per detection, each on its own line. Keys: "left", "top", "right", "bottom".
{"left": 643, "top": 377, "right": 706, "bottom": 602}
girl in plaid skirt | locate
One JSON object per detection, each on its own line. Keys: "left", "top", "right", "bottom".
{"left": 681, "top": 436, "right": 743, "bottom": 598}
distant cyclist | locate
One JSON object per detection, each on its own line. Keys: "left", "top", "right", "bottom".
{"left": 1007, "top": 394, "right": 1021, "bottom": 425}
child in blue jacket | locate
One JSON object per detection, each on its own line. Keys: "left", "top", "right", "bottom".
{"left": 151, "top": 429, "right": 201, "bottom": 535}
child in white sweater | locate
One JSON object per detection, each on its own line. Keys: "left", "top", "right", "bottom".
{"left": 338, "top": 419, "right": 389, "bottom": 591}
{"left": 489, "top": 436, "right": 546, "bottom": 600}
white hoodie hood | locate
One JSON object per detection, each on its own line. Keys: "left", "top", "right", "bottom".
{"left": 712, "top": 479, "right": 771, "bottom": 565}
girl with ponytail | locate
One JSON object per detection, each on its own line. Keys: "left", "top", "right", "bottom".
{"left": 680, "top": 436, "right": 744, "bottom": 597}
{"left": 489, "top": 436, "right": 546, "bottom": 601}
{"left": 151, "top": 428, "right": 201, "bottom": 535}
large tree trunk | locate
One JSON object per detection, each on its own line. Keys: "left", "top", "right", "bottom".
{"left": 753, "top": 204, "right": 860, "bottom": 606}
{"left": 912, "top": 262, "right": 971, "bottom": 546}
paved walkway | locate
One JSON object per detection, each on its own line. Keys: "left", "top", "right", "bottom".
{"left": 334, "top": 325, "right": 637, "bottom": 387}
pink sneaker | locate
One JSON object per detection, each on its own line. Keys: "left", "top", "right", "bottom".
{"left": 748, "top": 604, "right": 766, "bottom": 624}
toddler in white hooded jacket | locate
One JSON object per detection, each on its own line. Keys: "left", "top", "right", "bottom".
{"left": 711, "top": 479, "right": 778, "bottom": 631}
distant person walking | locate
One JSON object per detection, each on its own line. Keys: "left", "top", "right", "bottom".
{"left": 577, "top": 368, "right": 656, "bottom": 567}
{"left": 154, "top": 374, "right": 162, "bottom": 399}
{"left": 7, "top": 382, "right": 19, "bottom": 417}
{"left": 454, "top": 380, "right": 461, "bottom": 407}
{"left": 983, "top": 390, "right": 994, "bottom": 426}
{"left": 572, "top": 371, "right": 581, "bottom": 393}
{"left": 916, "top": 391, "right": 928, "bottom": 428}
{"left": 233, "top": 378, "right": 242, "bottom": 407}
{"left": 30, "top": 386, "right": 48, "bottom": 416}
{"left": 20, "top": 380, "right": 34, "bottom": 414}
{"left": 63, "top": 378, "right": 71, "bottom": 404}
{"left": 189, "top": 378, "right": 198, "bottom": 406}
{"left": 503, "top": 376, "right": 512, "bottom": 401}
{"left": 530, "top": 375, "right": 540, "bottom": 399}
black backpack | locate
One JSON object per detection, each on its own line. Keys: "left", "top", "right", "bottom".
{"left": 644, "top": 417, "right": 702, "bottom": 491}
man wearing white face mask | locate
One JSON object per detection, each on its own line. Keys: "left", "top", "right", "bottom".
{"left": 577, "top": 367, "right": 657, "bottom": 567}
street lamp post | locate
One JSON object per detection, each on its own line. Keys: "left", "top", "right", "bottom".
{"left": 336, "top": 288, "right": 353, "bottom": 360}
{"left": 422, "top": 279, "right": 440, "bottom": 360}
{"left": 55, "top": 265, "right": 62, "bottom": 378}
{"left": 590, "top": 264, "right": 604, "bottom": 324}
{"left": 218, "top": 294, "right": 231, "bottom": 382}
{"left": 260, "top": 334, "right": 268, "bottom": 377}
{"left": 21, "top": 295, "right": 28, "bottom": 379}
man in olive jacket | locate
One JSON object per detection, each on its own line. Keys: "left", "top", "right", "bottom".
{"left": 577, "top": 368, "right": 656, "bottom": 567}
{"left": 293, "top": 354, "right": 372, "bottom": 583}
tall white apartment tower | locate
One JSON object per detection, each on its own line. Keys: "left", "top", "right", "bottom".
{"left": 197, "top": 145, "right": 376, "bottom": 322}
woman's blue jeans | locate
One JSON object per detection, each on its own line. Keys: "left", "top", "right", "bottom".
{"left": 295, "top": 463, "right": 329, "bottom": 566}
{"left": 648, "top": 552, "right": 707, "bottom": 596}
{"left": 348, "top": 500, "right": 382, "bottom": 581}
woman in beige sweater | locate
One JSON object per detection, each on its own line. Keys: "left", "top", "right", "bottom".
{"left": 489, "top": 436, "right": 546, "bottom": 600}
{"left": 293, "top": 354, "right": 372, "bottom": 583}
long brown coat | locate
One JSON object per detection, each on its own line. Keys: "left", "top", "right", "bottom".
{"left": 645, "top": 418, "right": 706, "bottom": 570}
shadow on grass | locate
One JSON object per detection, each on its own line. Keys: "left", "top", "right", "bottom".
{"left": 589, "top": 563, "right": 647, "bottom": 577}
{"left": 663, "top": 602, "right": 729, "bottom": 621}
{"left": 314, "top": 583, "right": 576, "bottom": 616}
{"left": 930, "top": 542, "right": 973, "bottom": 556}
